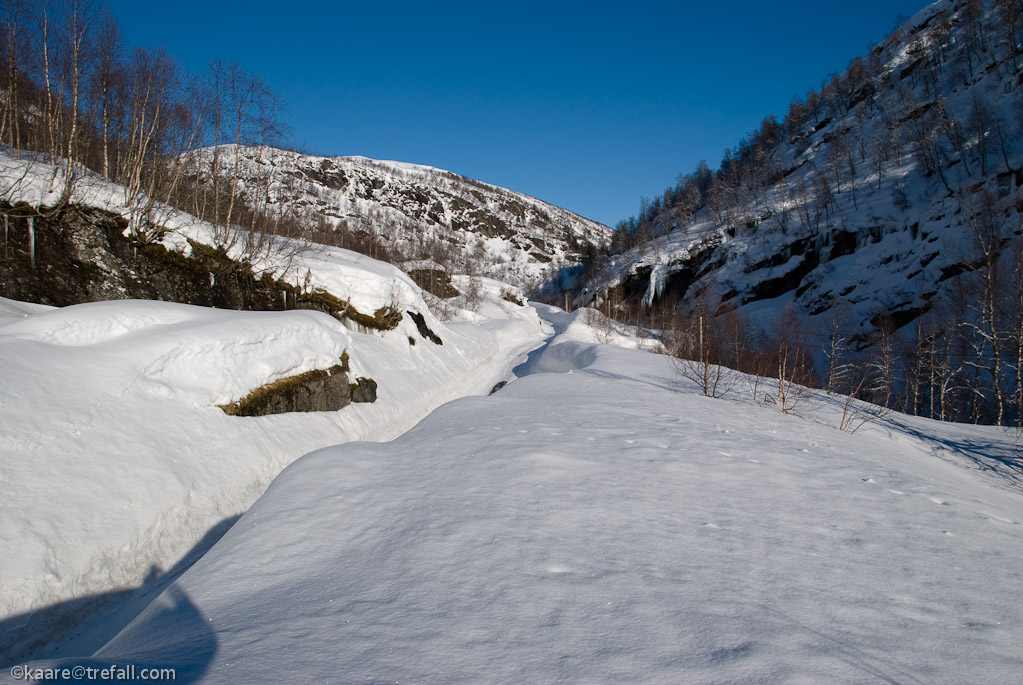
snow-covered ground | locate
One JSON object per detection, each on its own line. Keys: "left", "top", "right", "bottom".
{"left": 10, "top": 305, "right": 1021, "bottom": 682}
{"left": 0, "top": 143, "right": 563, "bottom": 667}
{"left": 0, "top": 282, "right": 546, "bottom": 666}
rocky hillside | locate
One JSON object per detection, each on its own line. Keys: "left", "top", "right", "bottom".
{"left": 185, "top": 146, "right": 612, "bottom": 291}
{"left": 590, "top": 0, "right": 1023, "bottom": 346}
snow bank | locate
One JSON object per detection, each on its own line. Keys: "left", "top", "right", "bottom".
{"left": 0, "top": 146, "right": 553, "bottom": 666}
{"left": 0, "top": 281, "right": 546, "bottom": 665}
{"left": 1, "top": 300, "right": 353, "bottom": 406}
{"left": 0, "top": 296, "right": 53, "bottom": 323}
{"left": 0, "top": 302, "right": 349, "bottom": 622}
{"left": 53, "top": 322, "right": 1023, "bottom": 682}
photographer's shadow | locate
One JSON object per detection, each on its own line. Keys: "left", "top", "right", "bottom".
{"left": 0, "top": 516, "right": 237, "bottom": 684}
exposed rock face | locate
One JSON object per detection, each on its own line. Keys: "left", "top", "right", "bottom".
{"left": 406, "top": 267, "right": 459, "bottom": 299}
{"left": 350, "top": 377, "right": 378, "bottom": 404}
{"left": 219, "top": 365, "right": 355, "bottom": 416}
{"left": 407, "top": 310, "right": 443, "bottom": 345}
{"left": 1, "top": 204, "right": 383, "bottom": 416}
{"left": 595, "top": 0, "right": 1023, "bottom": 341}
{"left": 0, "top": 203, "right": 297, "bottom": 310}
{"left": 0, "top": 203, "right": 404, "bottom": 337}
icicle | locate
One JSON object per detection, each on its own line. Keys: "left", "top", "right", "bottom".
{"left": 282, "top": 290, "right": 288, "bottom": 310}
{"left": 27, "top": 216, "right": 34, "bottom": 270}
{"left": 642, "top": 263, "right": 668, "bottom": 308}
{"left": 3, "top": 215, "right": 7, "bottom": 258}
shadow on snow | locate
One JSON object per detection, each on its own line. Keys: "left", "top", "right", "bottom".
{"left": 0, "top": 515, "right": 239, "bottom": 681}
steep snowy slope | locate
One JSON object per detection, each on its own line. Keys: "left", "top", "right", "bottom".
{"left": 25, "top": 310, "right": 1023, "bottom": 683}
{"left": 185, "top": 145, "right": 613, "bottom": 289}
{"left": 594, "top": 0, "right": 1023, "bottom": 342}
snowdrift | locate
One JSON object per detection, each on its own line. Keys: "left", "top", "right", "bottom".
{"left": 0, "top": 142, "right": 554, "bottom": 667}
{"left": 43, "top": 325, "right": 1023, "bottom": 683}
{"left": 0, "top": 277, "right": 546, "bottom": 665}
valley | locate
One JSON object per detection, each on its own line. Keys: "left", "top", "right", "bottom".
{"left": 1, "top": 0, "right": 1022, "bottom": 681}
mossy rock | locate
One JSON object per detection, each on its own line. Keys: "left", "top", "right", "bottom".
{"left": 297, "top": 288, "right": 403, "bottom": 331}
{"left": 349, "top": 305, "right": 403, "bottom": 331}
{"left": 220, "top": 363, "right": 356, "bottom": 417}
{"left": 0, "top": 201, "right": 364, "bottom": 320}
{"left": 351, "top": 377, "right": 377, "bottom": 403}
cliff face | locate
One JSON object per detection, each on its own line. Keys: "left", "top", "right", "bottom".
{"left": 0, "top": 203, "right": 300, "bottom": 310}
{"left": 594, "top": 0, "right": 1023, "bottom": 342}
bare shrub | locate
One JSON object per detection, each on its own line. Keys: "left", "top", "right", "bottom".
{"left": 769, "top": 307, "right": 817, "bottom": 414}
{"left": 584, "top": 307, "right": 615, "bottom": 344}
{"left": 462, "top": 275, "right": 485, "bottom": 312}
{"left": 666, "top": 302, "right": 735, "bottom": 398}
{"left": 837, "top": 368, "right": 894, "bottom": 433}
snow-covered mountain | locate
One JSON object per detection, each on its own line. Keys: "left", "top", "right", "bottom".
{"left": 591, "top": 0, "right": 1022, "bottom": 343}
{"left": 186, "top": 145, "right": 613, "bottom": 290}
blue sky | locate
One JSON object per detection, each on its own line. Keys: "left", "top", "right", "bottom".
{"left": 106, "top": 0, "right": 930, "bottom": 227}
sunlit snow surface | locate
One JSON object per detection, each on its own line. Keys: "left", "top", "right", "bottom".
{"left": 30, "top": 305, "right": 1023, "bottom": 683}
{"left": 0, "top": 143, "right": 556, "bottom": 666}
{"left": 0, "top": 287, "right": 546, "bottom": 665}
